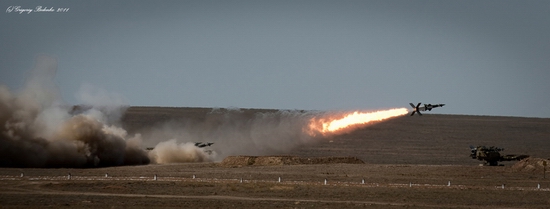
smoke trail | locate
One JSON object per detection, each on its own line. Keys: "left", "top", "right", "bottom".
{"left": 142, "top": 109, "right": 324, "bottom": 162}
{"left": 0, "top": 55, "right": 406, "bottom": 167}
{"left": 142, "top": 108, "right": 407, "bottom": 162}
{"left": 0, "top": 55, "right": 149, "bottom": 168}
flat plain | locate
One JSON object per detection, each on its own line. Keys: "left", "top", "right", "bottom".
{"left": 1, "top": 107, "right": 549, "bottom": 208}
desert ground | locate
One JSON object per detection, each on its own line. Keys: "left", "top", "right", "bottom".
{"left": 1, "top": 107, "right": 549, "bottom": 208}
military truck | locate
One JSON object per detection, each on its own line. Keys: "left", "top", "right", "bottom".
{"left": 470, "top": 146, "right": 529, "bottom": 166}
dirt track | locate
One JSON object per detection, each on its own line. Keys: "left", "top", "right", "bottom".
{"left": 1, "top": 163, "right": 549, "bottom": 208}
{"left": 1, "top": 107, "right": 549, "bottom": 208}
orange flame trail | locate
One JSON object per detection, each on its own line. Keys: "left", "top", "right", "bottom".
{"left": 308, "top": 108, "right": 408, "bottom": 135}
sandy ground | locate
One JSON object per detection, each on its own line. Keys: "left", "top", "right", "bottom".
{"left": 1, "top": 107, "right": 549, "bottom": 208}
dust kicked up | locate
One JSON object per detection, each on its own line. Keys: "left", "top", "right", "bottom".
{"left": 0, "top": 55, "right": 150, "bottom": 167}
{"left": 0, "top": 55, "right": 407, "bottom": 167}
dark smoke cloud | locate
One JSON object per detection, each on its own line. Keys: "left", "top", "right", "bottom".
{"left": 0, "top": 55, "right": 149, "bottom": 168}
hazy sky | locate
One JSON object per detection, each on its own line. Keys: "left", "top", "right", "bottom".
{"left": 1, "top": 0, "right": 549, "bottom": 117}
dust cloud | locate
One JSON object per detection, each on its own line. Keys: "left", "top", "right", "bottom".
{"left": 0, "top": 55, "right": 149, "bottom": 168}
{"left": 140, "top": 110, "right": 340, "bottom": 162}
{"left": 139, "top": 107, "right": 409, "bottom": 162}
{"left": 0, "top": 55, "right": 318, "bottom": 167}
{"left": 148, "top": 140, "right": 215, "bottom": 163}
{"left": 1, "top": 55, "right": 399, "bottom": 167}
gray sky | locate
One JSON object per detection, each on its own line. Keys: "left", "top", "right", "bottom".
{"left": 1, "top": 0, "right": 549, "bottom": 117}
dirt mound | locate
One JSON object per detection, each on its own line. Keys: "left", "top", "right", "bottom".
{"left": 220, "top": 156, "right": 364, "bottom": 167}
{"left": 512, "top": 157, "right": 549, "bottom": 172}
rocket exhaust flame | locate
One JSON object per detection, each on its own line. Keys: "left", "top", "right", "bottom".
{"left": 307, "top": 108, "right": 409, "bottom": 135}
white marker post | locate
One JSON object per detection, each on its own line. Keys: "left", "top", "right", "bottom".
{"left": 278, "top": 177, "right": 281, "bottom": 183}
{"left": 324, "top": 179, "right": 327, "bottom": 185}
{"left": 409, "top": 182, "right": 412, "bottom": 187}
{"left": 193, "top": 174, "right": 196, "bottom": 179}
{"left": 537, "top": 184, "right": 541, "bottom": 189}
{"left": 240, "top": 178, "right": 243, "bottom": 183}
{"left": 154, "top": 174, "right": 157, "bottom": 181}
{"left": 105, "top": 173, "right": 108, "bottom": 178}
{"left": 447, "top": 181, "right": 451, "bottom": 186}
{"left": 68, "top": 173, "right": 71, "bottom": 180}
{"left": 20, "top": 173, "right": 24, "bottom": 178}
{"left": 361, "top": 179, "right": 365, "bottom": 184}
